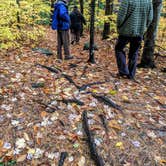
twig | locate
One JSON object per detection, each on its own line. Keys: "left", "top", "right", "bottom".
{"left": 98, "top": 114, "right": 114, "bottom": 165}
{"left": 62, "top": 73, "right": 80, "bottom": 89}
{"left": 79, "top": 81, "right": 107, "bottom": 91}
{"left": 82, "top": 111, "right": 104, "bottom": 166}
{"left": 80, "top": 65, "right": 88, "bottom": 78}
{"left": 91, "top": 93, "right": 123, "bottom": 114}
{"left": 57, "top": 98, "right": 84, "bottom": 106}
{"left": 99, "top": 114, "right": 108, "bottom": 133}
{"left": 34, "top": 100, "right": 58, "bottom": 113}
{"left": 146, "top": 93, "right": 166, "bottom": 109}
{"left": 36, "top": 63, "right": 62, "bottom": 73}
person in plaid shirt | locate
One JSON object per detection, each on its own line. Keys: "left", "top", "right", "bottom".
{"left": 115, "top": 0, "right": 153, "bottom": 80}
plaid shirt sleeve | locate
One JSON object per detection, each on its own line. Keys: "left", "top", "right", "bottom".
{"left": 117, "top": 0, "right": 129, "bottom": 29}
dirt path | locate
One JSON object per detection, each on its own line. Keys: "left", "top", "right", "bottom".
{"left": 0, "top": 28, "right": 166, "bottom": 166}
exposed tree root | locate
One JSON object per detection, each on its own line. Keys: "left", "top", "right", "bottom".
{"left": 82, "top": 110, "right": 104, "bottom": 166}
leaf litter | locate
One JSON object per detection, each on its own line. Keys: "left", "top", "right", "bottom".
{"left": 0, "top": 28, "right": 166, "bottom": 165}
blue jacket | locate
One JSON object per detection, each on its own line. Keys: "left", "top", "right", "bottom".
{"left": 52, "top": 1, "right": 70, "bottom": 30}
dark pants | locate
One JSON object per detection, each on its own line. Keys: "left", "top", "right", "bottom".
{"left": 71, "top": 29, "right": 80, "bottom": 44}
{"left": 57, "top": 30, "right": 70, "bottom": 59}
{"left": 115, "top": 35, "right": 142, "bottom": 78}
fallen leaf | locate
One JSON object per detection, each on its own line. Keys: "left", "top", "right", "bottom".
{"left": 160, "top": 159, "right": 166, "bottom": 164}
{"left": 16, "top": 138, "right": 26, "bottom": 149}
{"left": 109, "top": 90, "right": 117, "bottom": 95}
{"left": 78, "top": 156, "right": 86, "bottom": 166}
{"left": 17, "top": 154, "right": 27, "bottom": 162}
{"left": 24, "top": 133, "right": 30, "bottom": 141}
{"left": 108, "top": 120, "right": 121, "bottom": 131}
{"left": 122, "top": 95, "right": 130, "bottom": 103}
{"left": 0, "top": 140, "right": 3, "bottom": 147}
{"left": 115, "top": 142, "right": 124, "bottom": 149}
{"left": 40, "top": 111, "right": 47, "bottom": 118}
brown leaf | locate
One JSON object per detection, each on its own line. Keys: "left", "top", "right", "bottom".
{"left": 17, "top": 154, "right": 27, "bottom": 162}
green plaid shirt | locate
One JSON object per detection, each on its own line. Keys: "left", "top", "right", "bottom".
{"left": 117, "top": 0, "right": 153, "bottom": 37}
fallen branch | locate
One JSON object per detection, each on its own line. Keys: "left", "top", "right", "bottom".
{"left": 79, "top": 81, "right": 107, "bottom": 91}
{"left": 58, "top": 152, "right": 68, "bottom": 166}
{"left": 80, "top": 65, "right": 88, "bottom": 78}
{"left": 34, "top": 100, "right": 58, "bottom": 113}
{"left": 36, "top": 64, "right": 80, "bottom": 89}
{"left": 146, "top": 93, "right": 166, "bottom": 109}
{"left": 68, "top": 63, "right": 78, "bottom": 68}
{"left": 99, "top": 114, "right": 108, "bottom": 133}
{"left": 57, "top": 98, "right": 84, "bottom": 106}
{"left": 62, "top": 73, "right": 80, "bottom": 89}
{"left": 36, "top": 63, "right": 62, "bottom": 73}
{"left": 36, "top": 64, "right": 108, "bottom": 92}
{"left": 82, "top": 111, "right": 104, "bottom": 166}
{"left": 92, "top": 93, "right": 123, "bottom": 113}
{"left": 98, "top": 114, "right": 113, "bottom": 165}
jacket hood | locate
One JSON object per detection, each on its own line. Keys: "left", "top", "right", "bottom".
{"left": 55, "top": 0, "right": 67, "bottom": 7}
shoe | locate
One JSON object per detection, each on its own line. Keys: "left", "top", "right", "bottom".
{"left": 117, "top": 73, "right": 129, "bottom": 79}
{"left": 64, "top": 55, "right": 73, "bottom": 60}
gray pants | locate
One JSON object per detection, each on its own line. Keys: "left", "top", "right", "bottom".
{"left": 57, "top": 30, "right": 70, "bottom": 59}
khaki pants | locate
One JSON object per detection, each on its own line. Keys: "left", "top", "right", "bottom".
{"left": 57, "top": 30, "right": 70, "bottom": 59}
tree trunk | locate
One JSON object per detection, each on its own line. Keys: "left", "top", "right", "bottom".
{"left": 88, "top": 0, "right": 96, "bottom": 63}
{"left": 102, "top": 0, "right": 114, "bottom": 39}
{"left": 16, "top": 0, "right": 20, "bottom": 29}
{"left": 138, "top": 0, "right": 162, "bottom": 68}
{"left": 79, "top": 0, "right": 84, "bottom": 14}
{"left": 79, "top": 0, "right": 84, "bottom": 36}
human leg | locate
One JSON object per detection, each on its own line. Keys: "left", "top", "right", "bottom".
{"left": 115, "top": 35, "right": 129, "bottom": 76}
{"left": 57, "top": 30, "right": 63, "bottom": 59}
{"left": 62, "top": 30, "right": 73, "bottom": 59}
{"left": 128, "top": 37, "right": 142, "bottom": 78}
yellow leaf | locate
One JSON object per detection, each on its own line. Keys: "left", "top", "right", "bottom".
{"left": 108, "top": 120, "right": 121, "bottom": 131}
{"left": 122, "top": 95, "right": 130, "bottom": 103}
{"left": 115, "top": 142, "right": 123, "bottom": 147}
{"left": 109, "top": 90, "right": 117, "bottom": 95}
{"left": 92, "top": 89, "right": 98, "bottom": 93}
{"left": 115, "top": 142, "right": 124, "bottom": 149}
{"left": 27, "top": 148, "right": 35, "bottom": 154}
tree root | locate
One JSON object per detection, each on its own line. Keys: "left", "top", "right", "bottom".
{"left": 58, "top": 152, "right": 68, "bottom": 166}
{"left": 82, "top": 110, "right": 104, "bottom": 166}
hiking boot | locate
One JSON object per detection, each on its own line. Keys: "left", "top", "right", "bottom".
{"left": 64, "top": 55, "right": 73, "bottom": 60}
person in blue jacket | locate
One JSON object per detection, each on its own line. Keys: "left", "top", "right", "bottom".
{"left": 52, "top": 0, "right": 73, "bottom": 60}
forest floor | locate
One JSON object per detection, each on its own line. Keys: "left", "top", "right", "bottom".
{"left": 0, "top": 28, "right": 166, "bottom": 166}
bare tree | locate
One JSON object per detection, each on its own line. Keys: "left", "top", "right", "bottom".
{"left": 88, "top": 0, "right": 96, "bottom": 63}
{"left": 138, "top": 0, "right": 163, "bottom": 68}
{"left": 79, "top": 0, "right": 84, "bottom": 36}
{"left": 102, "top": 0, "right": 114, "bottom": 39}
